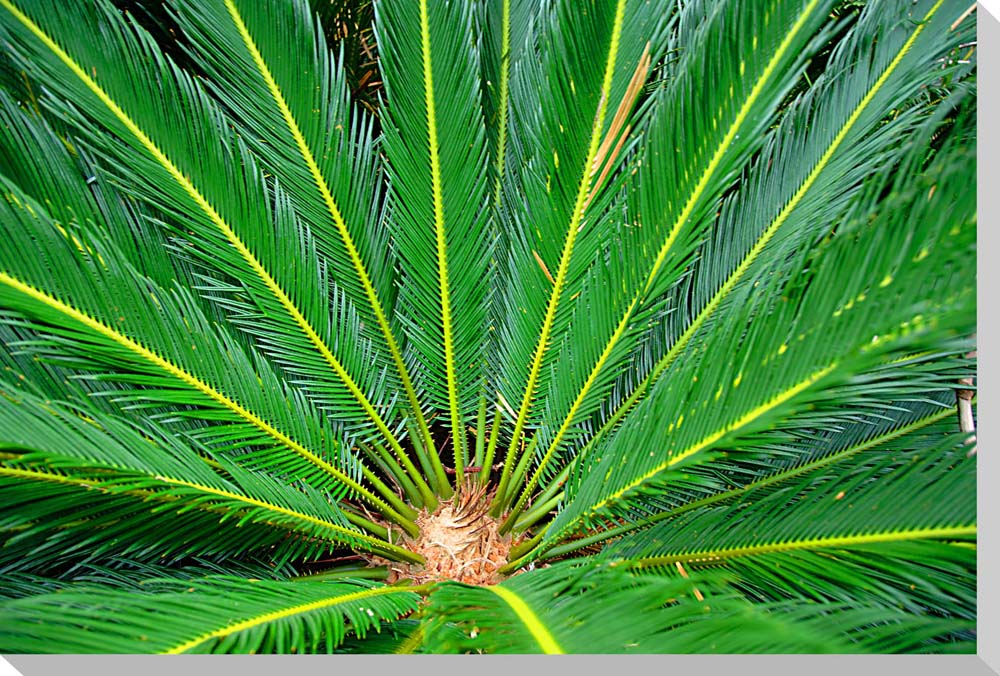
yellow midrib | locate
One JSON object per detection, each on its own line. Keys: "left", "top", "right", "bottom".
{"left": 562, "top": 404, "right": 960, "bottom": 555}
{"left": 221, "top": 0, "right": 438, "bottom": 465}
{"left": 492, "top": 0, "right": 512, "bottom": 208}
{"left": 0, "top": 273, "right": 399, "bottom": 521}
{"left": 633, "top": 524, "right": 977, "bottom": 568}
{"left": 644, "top": 0, "right": 948, "bottom": 394}
{"left": 0, "top": 0, "right": 409, "bottom": 476}
{"left": 588, "top": 362, "right": 837, "bottom": 516}
{"left": 0, "top": 465, "right": 413, "bottom": 560}
{"left": 502, "top": 0, "right": 628, "bottom": 489}
{"left": 156, "top": 476, "right": 417, "bottom": 560}
{"left": 515, "top": 0, "right": 826, "bottom": 510}
{"left": 420, "top": 0, "right": 465, "bottom": 469}
{"left": 508, "top": 296, "right": 638, "bottom": 520}
{"left": 652, "top": 403, "right": 958, "bottom": 522}
{"left": 643, "top": 0, "right": 823, "bottom": 291}
{"left": 161, "top": 584, "right": 415, "bottom": 654}
{"left": 556, "top": 0, "right": 950, "bottom": 513}
{"left": 487, "top": 585, "right": 564, "bottom": 654}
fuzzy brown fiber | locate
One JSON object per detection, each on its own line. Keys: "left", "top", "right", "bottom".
{"left": 371, "top": 481, "right": 514, "bottom": 586}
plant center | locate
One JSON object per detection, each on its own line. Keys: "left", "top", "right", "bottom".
{"left": 373, "top": 481, "right": 513, "bottom": 586}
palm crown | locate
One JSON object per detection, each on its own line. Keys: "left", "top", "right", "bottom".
{"left": 0, "top": 0, "right": 977, "bottom": 654}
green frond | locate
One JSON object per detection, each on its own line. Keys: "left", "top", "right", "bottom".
{"left": 167, "top": 0, "right": 447, "bottom": 492}
{"left": 423, "top": 561, "right": 970, "bottom": 653}
{"left": 542, "top": 392, "right": 966, "bottom": 559}
{"left": 0, "top": 575, "right": 423, "bottom": 653}
{"left": 491, "top": 0, "right": 669, "bottom": 508}
{"left": 545, "top": 93, "right": 975, "bottom": 545}
{"left": 0, "top": 0, "right": 977, "bottom": 654}
{"left": 0, "top": 556, "right": 294, "bottom": 601}
{"left": 0, "top": 389, "right": 421, "bottom": 567}
{"left": 605, "top": 428, "right": 975, "bottom": 621}
{"left": 0, "top": 0, "right": 419, "bottom": 472}
{"left": 374, "top": 0, "right": 494, "bottom": 474}
{"left": 0, "top": 183, "right": 416, "bottom": 528}
{"left": 590, "top": 0, "right": 974, "bottom": 450}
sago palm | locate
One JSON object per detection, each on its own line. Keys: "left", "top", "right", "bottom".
{"left": 0, "top": 0, "right": 977, "bottom": 654}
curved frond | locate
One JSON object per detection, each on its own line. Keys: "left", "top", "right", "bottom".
{"left": 0, "top": 0, "right": 420, "bottom": 476}
{"left": 423, "top": 561, "right": 969, "bottom": 653}
{"left": 544, "top": 81, "right": 975, "bottom": 546}
{"left": 374, "top": 0, "right": 494, "bottom": 475}
{"left": 0, "top": 183, "right": 416, "bottom": 529}
{"left": 588, "top": 0, "right": 974, "bottom": 454}
{"left": 608, "top": 427, "right": 975, "bottom": 619}
{"left": 167, "top": 0, "right": 448, "bottom": 494}
{"left": 0, "top": 576, "right": 422, "bottom": 654}
{"left": 0, "top": 389, "right": 421, "bottom": 567}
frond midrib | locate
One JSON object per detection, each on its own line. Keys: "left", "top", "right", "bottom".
{"left": 0, "top": 464, "right": 420, "bottom": 562}
{"left": 630, "top": 524, "right": 977, "bottom": 568}
{"left": 0, "top": 272, "right": 412, "bottom": 527}
{"left": 0, "top": 0, "right": 415, "bottom": 482}
{"left": 541, "top": 403, "right": 960, "bottom": 560}
{"left": 418, "top": 0, "right": 466, "bottom": 473}
{"left": 221, "top": 0, "right": 441, "bottom": 495}
{"left": 491, "top": 0, "right": 511, "bottom": 209}
{"left": 496, "top": 0, "right": 629, "bottom": 506}
{"left": 161, "top": 584, "right": 423, "bottom": 654}
{"left": 486, "top": 585, "right": 564, "bottom": 654}
{"left": 586, "top": 0, "right": 952, "bottom": 447}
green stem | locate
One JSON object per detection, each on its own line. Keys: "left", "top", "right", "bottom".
{"left": 409, "top": 423, "right": 448, "bottom": 505}
{"left": 291, "top": 565, "right": 389, "bottom": 582}
{"left": 363, "top": 442, "right": 424, "bottom": 509}
{"left": 495, "top": 434, "right": 539, "bottom": 520}
{"left": 474, "top": 397, "right": 487, "bottom": 467}
{"left": 342, "top": 511, "right": 390, "bottom": 540}
{"left": 514, "top": 493, "right": 562, "bottom": 532}
{"left": 479, "top": 405, "right": 503, "bottom": 488}
{"left": 508, "top": 530, "right": 545, "bottom": 562}
{"left": 355, "top": 463, "right": 417, "bottom": 521}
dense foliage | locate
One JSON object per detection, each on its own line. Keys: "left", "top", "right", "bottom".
{"left": 0, "top": 0, "right": 977, "bottom": 653}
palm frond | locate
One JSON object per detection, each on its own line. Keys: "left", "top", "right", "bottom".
{"left": 590, "top": 0, "right": 974, "bottom": 450}
{"left": 545, "top": 94, "right": 975, "bottom": 546}
{"left": 0, "top": 575, "right": 422, "bottom": 653}
{"left": 605, "top": 426, "right": 975, "bottom": 621}
{"left": 167, "top": 0, "right": 449, "bottom": 490}
{"left": 0, "top": 388, "right": 421, "bottom": 567}
{"left": 0, "top": 0, "right": 423, "bottom": 479}
{"left": 0, "top": 181, "right": 417, "bottom": 530}
{"left": 423, "top": 560, "right": 970, "bottom": 653}
{"left": 374, "top": 0, "right": 494, "bottom": 476}
{"left": 542, "top": 391, "right": 967, "bottom": 559}
{"left": 490, "top": 0, "right": 669, "bottom": 507}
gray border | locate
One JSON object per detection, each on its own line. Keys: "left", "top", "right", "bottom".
{"left": 3, "top": 3, "right": 997, "bottom": 675}
{"left": 977, "top": 2, "right": 996, "bottom": 674}
{"left": 2, "top": 655, "right": 999, "bottom": 675}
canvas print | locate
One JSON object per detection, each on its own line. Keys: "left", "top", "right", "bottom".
{"left": 0, "top": 0, "right": 977, "bottom": 653}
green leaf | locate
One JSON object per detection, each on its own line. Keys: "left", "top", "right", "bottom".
{"left": 423, "top": 561, "right": 970, "bottom": 653}
{"left": 0, "top": 388, "right": 421, "bottom": 567}
{"left": 374, "top": 0, "right": 494, "bottom": 473}
{"left": 546, "top": 74, "right": 975, "bottom": 544}
{"left": 0, "top": 576, "right": 423, "bottom": 653}
{"left": 608, "top": 425, "right": 975, "bottom": 619}
{"left": 0, "top": 0, "right": 419, "bottom": 474}
{"left": 0, "top": 181, "right": 415, "bottom": 529}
